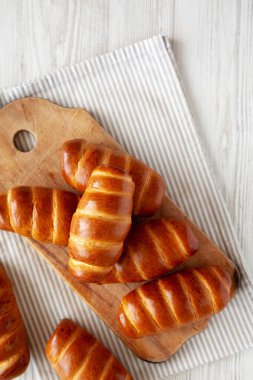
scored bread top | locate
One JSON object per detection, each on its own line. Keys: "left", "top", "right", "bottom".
{"left": 68, "top": 165, "right": 134, "bottom": 282}
{"left": 0, "top": 265, "right": 30, "bottom": 379}
{"left": 46, "top": 319, "right": 134, "bottom": 380}
{"left": 118, "top": 266, "right": 233, "bottom": 338}
{"left": 0, "top": 187, "right": 79, "bottom": 246}
{"left": 104, "top": 218, "right": 199, "bottom": 283}
{"left": 61, "top": 140, "right": 165, "bottom": 216}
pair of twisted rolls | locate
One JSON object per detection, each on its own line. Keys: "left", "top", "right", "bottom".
{"left": 61, "top": 140, "right": 165, "bottom": 216}
{"left": 67, "top": 167, "right": 199, "bottom": 283}
{"left": 0, "top": 265, "right": 30, "bottom": 379}
{"left": 46, "top": 319, "right": 133, "bottom": 380}
{"left": 118, "top": 265, "right": 233, "bottom": 338}
{"left": 0, "top": 187, "right": 79, "bottom": 246}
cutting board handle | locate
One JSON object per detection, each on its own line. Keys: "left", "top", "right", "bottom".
{"left": 0, "top": 97, "right": 118, "bottom": 191}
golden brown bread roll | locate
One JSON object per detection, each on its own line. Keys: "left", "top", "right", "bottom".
{"left": 61, "top": 140, "right": 165, "bottom": 216}
{"left": 0, "top": 187, "right": 79, "bottom": 246}
{"left": 0, "top": 265, "right": 30, "bottom": 379}
{"left": 46, "top": 319, "right": 133, "bottom": 380}
{"left": 68, "top": 165, "right": 134, "bottom": 282}
{"left": 103, "top": 218, "right": 199, "bottom": 283}
{"left": 118, "top": 266, "right": 233, "bottom": 338}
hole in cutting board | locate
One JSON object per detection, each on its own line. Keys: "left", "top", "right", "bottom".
{"left": 13, "top": 130, "right": 37, "bottom": 152}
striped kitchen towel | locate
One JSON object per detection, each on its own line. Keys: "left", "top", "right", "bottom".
{"left": 0, "top": 35, "right": 253, "bottom": 380}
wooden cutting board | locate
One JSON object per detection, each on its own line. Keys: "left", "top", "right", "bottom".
{"left": 0, "top": 97, "right": 239, "bottom": 363}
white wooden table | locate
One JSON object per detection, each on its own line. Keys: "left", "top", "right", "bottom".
{"left": 0, "top": 1, "right": 252, "bottom": 379}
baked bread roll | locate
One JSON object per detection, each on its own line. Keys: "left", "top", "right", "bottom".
{"left": 61, "top": 140, "right": 165, "bottom": 216}
{"left": 68, "top": 165, "right": 134, "bottom": 282}
{"left": 118, "top": 266, "right": 233, "bottom": 338}
{"left": 0, "top": 187, "right": 79, "bottom": 246}
{"left": 46, "top": 319, "right": 133, "bottom": 380}
{"left": 104, "top": 218, "right": 199, "bottom": 283}
{"left": 0, "top": 265, "right": 30, "bottom": 379}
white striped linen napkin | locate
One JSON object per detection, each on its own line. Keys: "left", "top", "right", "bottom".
{"left": 0, "top": 35, "right": 253, "bottom": 380}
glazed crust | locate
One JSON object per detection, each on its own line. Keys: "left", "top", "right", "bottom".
{"left": 0, "top": 265, "right": 30, "bottom": 380}
{"left": 46, "top": 319, "right": 133, "bottom": 380}
{"left": 118, "top": 266, "right": 233, "bottom": 338}
{"left": 0, "top": 187, "right": 79, "bottom": 246}
{"left": 61, "top": 140, "right": 165, "bottom": 216}
{"left": 68, "top": 165, "right": 134, "bottom": 282}
{"left": 104, "top": 218, "right": 199, "bottom": 283}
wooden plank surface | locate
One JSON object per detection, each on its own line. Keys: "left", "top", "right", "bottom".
{"left": 0, "top": 1, "right": 252, "bottom": 379}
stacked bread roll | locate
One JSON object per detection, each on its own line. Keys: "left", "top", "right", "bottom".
{"left": 68, "top": 165, "right": 135, "bottom": 282}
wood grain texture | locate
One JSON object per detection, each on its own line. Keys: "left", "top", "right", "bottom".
{"left": 0, "top": 0, "right": 252, "bottom": 379}
{"left": 0, "top": 97, "right": 238, "bottom": 363}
